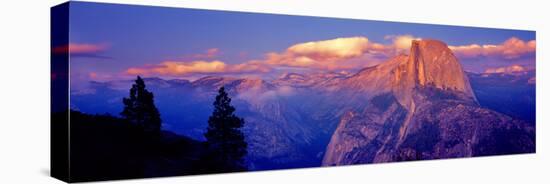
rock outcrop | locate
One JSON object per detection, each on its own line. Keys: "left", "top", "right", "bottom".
{"left": 322, "top": 40, "right": 535, "bottom": 166}
{"left": 392, "top": 39, "right": 476, "bottom": 110}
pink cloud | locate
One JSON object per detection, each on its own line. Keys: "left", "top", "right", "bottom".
{"left": 257, "top": 35, "right": 428, "bottom": 70}
{"left": 484, "top": 64, "right": 528, "bottom": 74}
{"left": 255, "top": 36, "right": 389, "bottom": 70}
{"left": 53, "top": 43, "right": 108, "bottom": 54}
{"left": 286, "top": 37, "right": 370, "bottom": 61}
{"left": 193, "top": 48, "right": 220, "bottom": 59}
{"left": 126, "top": 60, "right": 271, "bottom": 77}
{"left": 449, "top": 37, "right": 536, "bottom": 59}
{"left": 89, "top": 72, "right": 98, "bottom": 79}
{"left": 84, "top": 71, "right": 119, "bottom": 81}
{"left": 385, "top": 35, "right": 422, "bottom": 51}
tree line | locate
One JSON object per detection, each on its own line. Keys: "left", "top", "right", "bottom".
{"left": 63, "top": 76, "right": 247, "bottom": 181}
{"left": 121, "top": 76, "right": 248, "bottom": 173}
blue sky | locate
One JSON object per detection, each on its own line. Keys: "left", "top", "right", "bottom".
{"left": 64, "top": 1, "right": 536, "bottom": 82}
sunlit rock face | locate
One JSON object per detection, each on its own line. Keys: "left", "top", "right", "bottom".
{"left": 323, "top": 40, "right": 534, "bottom": 166}
{"left": 392, "top": 40, "right": 476, "bottom": 111}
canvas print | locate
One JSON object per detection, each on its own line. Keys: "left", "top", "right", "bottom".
{"left": 51, "top": 1, "right": 536, "bottom": 182}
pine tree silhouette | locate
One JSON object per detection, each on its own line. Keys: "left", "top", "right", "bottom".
{"left": 203, "top": 86, "right": 247, "bottom": 172}
{"left": 121, "top": 76, "right": 161, "bottom": 134}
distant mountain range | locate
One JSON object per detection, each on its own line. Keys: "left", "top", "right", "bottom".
{"left": 71, "top": 40, "right": 535, "bottom": 169}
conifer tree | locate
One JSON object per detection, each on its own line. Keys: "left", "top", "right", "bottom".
{"left": 204, "top": 86, "right": 247, "bottom": 172}
{"left": 121, "top": 76, "right": 161, "bottom": 134}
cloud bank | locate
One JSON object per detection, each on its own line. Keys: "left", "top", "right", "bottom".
{"left": 449, "top": 37, "right": 535, "bottom": 59}
{"left": 484, "top": 64, "right": 528, "bottom": 74}
{"left": 124, "top": 36, "right": 535, "bottom": 78}
{"left": 126, "top": 60, "right": 270, "bottom": 77}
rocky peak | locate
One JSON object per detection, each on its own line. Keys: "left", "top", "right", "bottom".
{"left": 392, "top": 39, "right": 477, "bottom": 110}
{"left": 234, "top": 78, "right": 274, "bottom": 92}
{"left": 322, "top": 40, "right": 533, "bottom": 167}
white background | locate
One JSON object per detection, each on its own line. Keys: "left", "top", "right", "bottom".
{"left": 0, "top": 0, "right": 548, "bottom": 183}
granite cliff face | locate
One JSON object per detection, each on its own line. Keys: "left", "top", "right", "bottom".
{"left": 322, "top": 40, "right": 535, "bottom": 166}
{"left": 392, "top": 40, "right": 476, "bottom": 110}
